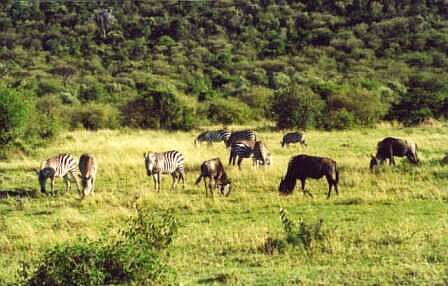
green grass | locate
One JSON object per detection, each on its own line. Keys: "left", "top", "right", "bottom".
{"left": 1, "top": 125, "right": 448, "bottom": 285}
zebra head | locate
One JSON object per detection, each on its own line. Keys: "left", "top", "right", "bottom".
{"left": 35, "top": 167, "right": 55, "bottom": 193}
{"left": 218, "top": 178, "right": 232, "bottom": 197}
{"left": 143, "top": 152, "right": 155, "bottom": 176}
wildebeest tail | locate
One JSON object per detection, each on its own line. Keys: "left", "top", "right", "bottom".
{"left": 195, "top": 174, "right": 203, "bottom": 185}
{"left": 335, "top": 168, "right": 339, "bottom": 184}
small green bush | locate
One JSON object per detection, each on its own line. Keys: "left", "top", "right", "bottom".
{"left": 122, "top": 87, "right": 198, "bottom": 130}
{"left": 21, "top": 208, "right": 177, "bottom": 285}
{"left": 322, "top": 108, "right": 356, "bottom": 130}
{"left": 0, "top": 87, "right": 32, "bottom": 149}
{"left": 271, "top": 85, "right": 325, "bottom": 129}
{"left": 207, "top": 97, "right": 253, "bottom": 124}
{"left": 279, "top": 208, "right": 331, "bottom": 253}
{"left": 37, "top": 78, "right": 65, "bottom": 97}
{"left": 71, "top": 103, "right": 120, "bottom": 130}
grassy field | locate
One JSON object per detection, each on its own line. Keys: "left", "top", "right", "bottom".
{"left": 0, "top": 125, "right": 447, "bottom": 285}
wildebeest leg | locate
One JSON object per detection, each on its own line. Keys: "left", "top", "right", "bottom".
{"left": 237, "top": 157, "right": 243, "bottom": 170}
{"left": 326, "top": 175, "right": 333, "bottom": 199}
{"left": 203, "top": 178, "right": 208, "bottom": 197}
{"left": 50, "top": 176, "right": 55, "bottom": 194}
{"left": 301, "top": 179, "right": 313, "bottom": 198}
{"left": 208, "top": 177, "right": 214, "bottom": 197}
{"left": 388, "top": 145, "right": 395, "bottom": 166}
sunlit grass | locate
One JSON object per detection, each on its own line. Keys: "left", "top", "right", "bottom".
{"left": 0, "top": 124, "right": 447, "bottom": 284}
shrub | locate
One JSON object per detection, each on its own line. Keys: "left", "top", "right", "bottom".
{"left": 322, "top": 108, "right": 356, "bottom": 130}
{"left": 36, "top": 78, "right": 65, "bottom": 97}
{"left": 122, "top": 87, "right": 197, "bottom": 130}
{"left": 78, "top": 76, "right": 109, "bottom": 102}
{"left": 71, "top": 103, "right": 120, "bottom": 130}
{"left": 0, "top": 87, "right": 32, "bottom": 149}
{"left": 20, "top": 208, "right": 177, "bottom": 285}
{"left": 279, "top": 208, "right": 331, "bottom": 253}
{"left": 206, "top": 97, "right": 253, "bottom": 124}
{"left": 270, "top": 85, "right": 325, "bottom": 129}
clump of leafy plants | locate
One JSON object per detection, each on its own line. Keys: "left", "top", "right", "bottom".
{"left": 19, "top": 207, "right": 177, "bottom": 285}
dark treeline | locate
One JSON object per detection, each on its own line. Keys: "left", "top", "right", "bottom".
{"left": 0, "top": 0, "right": 448, "bottom": 150}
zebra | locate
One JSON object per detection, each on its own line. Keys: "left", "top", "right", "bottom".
{"left": 194, "top": 129, "right": 231, "bottom": 146}
{"left": 281, "top": 132, "right": 307, "bottom": 148}
{"left": 34, "top": 153, "right": 81, "bottom": 195}
{"left": 144, "top": 150, "right": 185, "bottom": 191}
{"left": 225, "top": 130, "right": 257, "bottom": 147}
{"left": 229, "top": 140, "right": 271, "bottom": 169}
{"left": 79, "top": 154, "right": 98, "bottom": 197}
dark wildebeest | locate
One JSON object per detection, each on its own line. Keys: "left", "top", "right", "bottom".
{"left": 281, "top": 132, "right": 307, "bottom": 148}
{"left": 195, "top": 158, "right": 232, "bottom": 197}
{"left": 229, "top": 140, "right": 271, "bottom": 169}
{"left": 225, "top": 130, "right": 257, "bottom": 148}
{"left": 279, "top": 154, "right": 339, "bottom": 199}
{"left": 370, "top": 137, "right": 419, "bottom": 170}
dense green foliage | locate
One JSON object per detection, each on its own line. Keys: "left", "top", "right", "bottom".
{"left": 1, "top": 0, "right": 447, "bottom": 132}
{"left": 21, "top": 208, "right": 177, "bottom": 286}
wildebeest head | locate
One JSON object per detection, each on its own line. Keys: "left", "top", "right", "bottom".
{"left": 218, "top": 178, "right": 232, "bottom": 196}
{"left": 406, "top": 142, "right": 419, "bottom": 164}
{"left": 369, "top": 154, "right": 378, "bottom": 171}
{"left": 143, "top": 152, "right": 160, "bottom": 176}
{"left": 278, "top": 176, "right": 295, "bottom": 195}
{"left": 35, "top": 167, "right": 55, "bottom": 193}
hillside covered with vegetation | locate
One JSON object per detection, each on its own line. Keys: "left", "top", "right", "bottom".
{"left": 1, "top": 0, "right": 448, "bottom": 152}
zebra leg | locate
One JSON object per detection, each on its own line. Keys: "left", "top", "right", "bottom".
{"left": 152, "top": 175, "right": 157, "bottom": 191}
{"left": 63, "top": 175, "right": 71, "bottom": 193}
{"left": 179, "top": 171, "right": 185, "bottom": 189}
{"left": 157, "top": 173, "right": 161, "bottom": 191}
{"left": 171, "top": 173, "right": 177, "bottom": 191}
{"left": 70, "top": 170, "right": 82, "bottom": 196}
{"left": 237, "top": 157, "right": 243, "bottom": 170}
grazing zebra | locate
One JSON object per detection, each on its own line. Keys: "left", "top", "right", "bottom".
{"left": 194, "top": 129, "right": 231, "bottom": 146}
{"left": 79, "top": 154, "right": 98, "bottom": 197}
{"left": 34, "top": 153, "right": 80, "bottom": 195}
{"left": 281, "top": 132, "right": 306, "bottom": 147}
{"left": 225, "top": 130, "right": 257, "bottom": 147}
{"left": 229, "top": 140, "right": 271, "bottom": 169}
{"left": 144, "top": 150, "right": 185, "bottom": 191}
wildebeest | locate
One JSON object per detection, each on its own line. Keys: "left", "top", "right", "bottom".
{"left": 194, "top": 129, "right": 231, "bottom": 146}
{"left": 195, "top": 158, "right": 231, "bottom": 197}
{"left": 281, "top": 132, "right": 306, "bottom": 147}
{"left": 229, "top": 140, "right": 271, "bottom": 169}
{"left": 279, "top": 154, "right": 339, "bottom": 199}
{"left": 34, "top": 153, "right": 80, "bottom": 195}
{"left": 370, "top": 137, "right": 419, "bottom": 170}
{"left": 144, "top": 150, "right": 185, "bottom": 191}
{"left": 78, "top": 154, "right": 97, "bottom": 197}
{"left": 225, "top": 130, "right": 257, "bottom": 147}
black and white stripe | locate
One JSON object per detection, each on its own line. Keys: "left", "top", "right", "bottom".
{"left": 144, "top": 150, "right": 185, "bottom": 191}
{"left": 36, "top": 153, "right": 80, "bottom": 194}
{"left": 194, "top": 129, "right": 231, "bottom": 146}
{"left": 229, "top": 140, "right": 270, "bottom": 169}
{"left": 281, "top": 132, "right": 306, "bottom": 147}
{"left": 225, "top": 130, "right": 257, "bottom": 147}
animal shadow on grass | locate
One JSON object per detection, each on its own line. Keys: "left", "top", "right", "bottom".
{"left": 0, "top": 188, "right": 37, "bottom": 199}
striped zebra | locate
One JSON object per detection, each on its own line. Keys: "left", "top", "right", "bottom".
{"left": 281, "top": 132, "right": 306, "bottom": 148}
{"left": 225, "top": 130, "right": 257, "bottom": 147}
{"left": 229, "top": 140, "right": 271, "bottom": 169}
{"left": 144, "top": 150, "right": 185, "bottom": 191}
{"left": 194, "top": 129, "right": 231, "bottom": 146}
{"left": 79, "top": 154, "right": 98, "bottom": 197}
{"left": 34, "top": 153, "right": 80, "bottom": 194}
